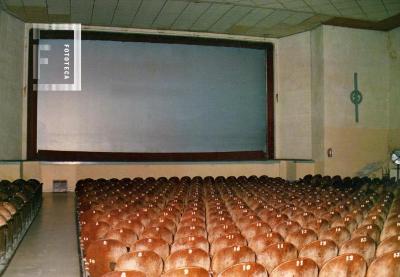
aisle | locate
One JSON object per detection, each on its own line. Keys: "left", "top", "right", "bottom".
{"left": 3, "top": 192, "right": 80, "bottom": 277}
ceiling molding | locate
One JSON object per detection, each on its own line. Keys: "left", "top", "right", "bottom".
{"left": 323, "top": 13, "right": 400, "bottom": 31}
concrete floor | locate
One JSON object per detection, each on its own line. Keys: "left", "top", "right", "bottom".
{"left": 3, "top": 192, "right": 81, "bottom": 277}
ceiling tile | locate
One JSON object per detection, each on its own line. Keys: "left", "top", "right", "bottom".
{"left": 251, "top": 0, "right": 284, "bottom": 9}
{"left": 234, "top": 7, "right": 274, "bottom": 27}
{"left": 24, "top": 6, "right": 48, "bottom": 22}
{"left": 256, "top": 10, "right": 293, "bottom": 28}
{"left": 312, "top": 3, "right": 341, "bottom": 16}
{"left": 385, "top": 3, "right": 400, "bottom": 16}
{"left": 283, "top": 12, "right": 313, "bottom": 24}
{"left": 171, "top": 2, "right": 211, "bottom": 30}
{"left": 132, "top": 0, "right": 167, "bottom": 28}
{"left": 209, "top": 5, "right": 252, "bottom": 33}
{"left": 47, "top": 0, "right": 69, "bottom": 15}
{"left": 112, "top": 0, "right": 142, "bottom": 27}
{"left": 4, "top": 0, "right": 25, "bottom": 17}
{"left": 71, "top": 0, "right": 94, "bottom": 24}
{"left": 190, "top": 3, "right": 233, "bottom": 31}
{"left": 23, "top": 0, "right": 45, "bottom": 7}
{"left": 152, "top": 0, "right": 189, "bottom": 29}
{"left": 280, "top": 0, "right": 314, "bottom": 12}
{"left": 92, "top": 0, "right": 118, "bottom": 25}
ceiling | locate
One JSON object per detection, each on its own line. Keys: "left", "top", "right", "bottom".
{"left": 1, "top": 0, "right": 400, "bottom": 38}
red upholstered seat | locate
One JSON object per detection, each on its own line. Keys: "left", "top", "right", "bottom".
{"left": 162, "top": 267, "right": 210, "bottom": 277}
{"left": 270, "top": 258, "right": 318, "bottom": 277}
{"left": 165, "top": 248, "right": 210, "bottom": 272}
{"left": 217, "top": 262, "right": 267, "bottom": 277}
{"left": 257, "top": 242, "right": 298, "bottom": 273}
{"left": 212, "top": 246, "right": 256, "bottom": 274}
{"left": 319, "top": 253, "right": 367, "bottom": 277}
{"left": 299, "top": 239, "right": 338, "bottom": 269}
{"left": 366, "top": 250, "right": 400, "bottom": 277}
{"left": 115, "top": 251, "right": 163, "bottom": 277}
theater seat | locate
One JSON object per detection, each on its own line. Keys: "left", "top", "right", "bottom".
{"left": 376, "top": 235, "right": 400, "bottom": 257}
{"left": 115, "top": 251, "right": 163, "bottom": 277}
{"left": 211, "top": 233, "right": 247, "bottom": 256}
{"left": 101, "top": 271, "right": 146, "bottom": 277}
{"left": 131, "top": 238, "right": 169, "bottom": 261}
{"left": 381, "top": 221, "right": 400, "bottom": 241}
{"left": 171, "top": 235, "right": 209, "bottom": 254}
{"left": 340, "top": 236, "right": 376, "bottom": 264}
{"left": 241, "top": 221, "right": 271, "bottom": 240}
{"left": 273, "top": 220, "right": 301, "bottom": 239}
{"left": 217, "top": 262, "right": 267, "bottom": 277}
{"left": 257, "top": 242, "right": 297, "bottom": 273}
{"left": 299, "top": 239, "right": 338, "bottom": 268}
{"left": 366, "top": 250, "right": 400, "bottom": 277}
{"left": 352, "top": 224, "right": 381, "bottom": 242}
{"left": 104, "top": 228, "right": 138, "bottom": 248}
{"left": 286, "top": 228, "right": 318, "bottom": 250}
{"left": 165, "top": 248, "right": 210, "bottom": 272}
{"left": 212, "top": 245, "right": 256, "bottom": 274}
{"left": 140, "top": 226, "right": 173, "bottom": 244}
{"left": 86, "top": 239, "right": 128, "bottom": 277}
{"left": 270, "top": 258, "right": 318, "bottom": 277}
{"left": 320, "top": 226, "right": 351, "bottom": 247}
{"left": 162, "top": 266, "right": 210, "bottom": 277}
{"left": 319, "top": 253, "right": 367, "bottom": 277}
{"left": 249, "top": 232, "right": 283, "bottom": 254}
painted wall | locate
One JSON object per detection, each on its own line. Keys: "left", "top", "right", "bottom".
{"left": 388, "top": 27, "right": 400, "bottom": 156}
{"left": 275, "top": 31, "right": 312, "bottom": 159}
{"left": 321, "top": 26, "right": 392, "bottom": 177}
{"left": 0, "top": 11, "right": 24, "bottom": 160}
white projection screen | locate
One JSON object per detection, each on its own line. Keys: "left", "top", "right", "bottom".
{"left": 36, "top": 37, "right": 267, "bottom": 156}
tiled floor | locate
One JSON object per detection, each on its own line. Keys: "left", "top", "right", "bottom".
{"left": 3, "top": 192, "right": 80, "bottom": 277}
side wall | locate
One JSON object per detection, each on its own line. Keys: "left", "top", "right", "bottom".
{"left": 322, "top": 26, "right": 391, "bottom": 177}
{"left": 0, "top": 11, "right": 25, "bottom": 160}
{"left": 388, "top": 27, "right": 400, "bottom": 157}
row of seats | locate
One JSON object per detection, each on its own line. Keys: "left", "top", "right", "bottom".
{"left": 0, "top": 179, "right": 42, "bottom": 271}
{"left": 76, "top": 175, "right": 400, "bottom": 276}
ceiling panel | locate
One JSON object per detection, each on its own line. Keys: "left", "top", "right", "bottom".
{"left": 171, "top": 2, "right": 211, "bottom": 30}
{"left": 70, "top": 0, "right": 93, "bottom": 24}
{"left": 256, "top": 10, "right": 293, "bottom": 28}
{"left": 190, "top": 3, "right": 233, "bottom": 31}
{"left": 209, "top": 5, "right": 252, "bottom": 33}
{"left": 91, "top": 0, "right": 118, "bottom": 25}
{"left": 152, "top": 0, "right": 188, "bottom": 29}
{"left": 283, "top": 12, "right": 313, "bottom": 25}
{"left": 47, "top": 0, "right": 69, "bottom": 15}
{"left": 131, "top": 0, "right": 166, "bottom": 28}
{"left": 4, "top": 0, "right": 25, "bottom": 17}
{"left": 252, "top": 0, "right": 284, "bottom": 9}
{"left": 111, "top": 0, "right": 142, "bottom": 27}
{"left": 23, "top": 0, "right": 45, "bottom": 7}
{"left": 1, "top": 0, "right": 399, "bottom": 38}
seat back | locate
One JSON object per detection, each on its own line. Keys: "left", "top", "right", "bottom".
{"left": 218, "top": 262, "right": 267, "bottom": 277}
{"left": 366, "top": 250, "right": 400, "bottom": 277}
{"left": 162, "top": 266, "right": 210, "bottom": 277}
{"left": 257, "top": 242, "right": 297, "bottom": 273}
{"left": 165, "top": 248, "right": 210, "bottom": 272}
{"left": 319, "top": 253, "right": 367, "bottom": 277}
{"left": 299, "top": 239, "right": 338, "bottom": 268}
{"left": 270, "top": 258, "right": 318, "bottom": 277}
{"left": 115, "top": 251, "right": 163, "bottom": 277}
{"left": 340, "top": 236, "right": 376, "bottom": 264}
{"left": 212, "top": 245, "right": 256, "bottom": 274}
{"left": 86, "top": 239, "right": 128, "bottom": 277}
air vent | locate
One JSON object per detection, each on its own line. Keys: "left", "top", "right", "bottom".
{"left": 53, "top": 180, "right": 68, "bottom": 192}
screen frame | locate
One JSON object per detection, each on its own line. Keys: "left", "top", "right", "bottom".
{"left": 27, "top": 30, "right": 275, "bottom": 162}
